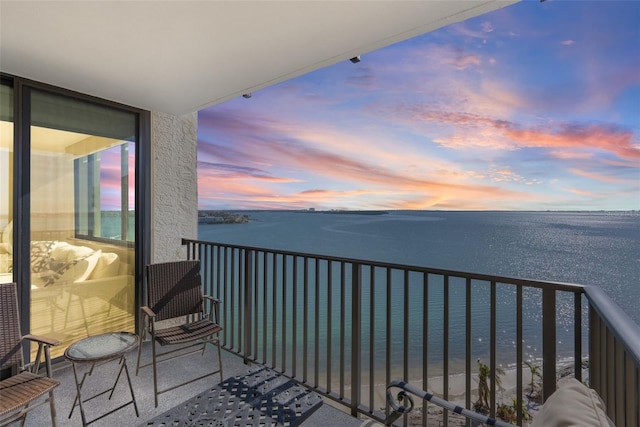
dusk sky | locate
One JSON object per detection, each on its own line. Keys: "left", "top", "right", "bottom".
{"left": 197, "top": 1, "right": 640, "bottom": 211}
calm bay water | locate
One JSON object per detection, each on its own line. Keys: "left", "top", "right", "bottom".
{"left": 199, "top": 210, "right": 640, "bottom": 370}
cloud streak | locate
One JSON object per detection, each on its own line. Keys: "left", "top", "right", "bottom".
{"left": 197, "top": 1, "right": 639, "bottom": 211}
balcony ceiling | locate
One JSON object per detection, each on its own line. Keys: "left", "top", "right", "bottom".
{"left": 0, "top": 1, "right": 515, "bottom": 116}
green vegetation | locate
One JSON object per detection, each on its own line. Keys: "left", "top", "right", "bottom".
{"left": 198, "top": 211, "right": 250, "bottom": 224}
{"left": 524, "top": 360, "right": 543, "bottom": 402}
{"left": 473, "top": 359, "right": 504, "bottom": 414}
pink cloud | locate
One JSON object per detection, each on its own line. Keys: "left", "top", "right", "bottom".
{"left": 505, "top": 125, "right": 640, "bottom": 161}
{"left": 481, "top": 21, "right": 495, "bottom": 33}
{"left": 568, "top": 188, "right": 597, "bottom": 196}
{"left": 569, "top": 168, "right": 630, "bottom": 184}
{"left": 389, "top": 105, "right": 640, "bottom": 161}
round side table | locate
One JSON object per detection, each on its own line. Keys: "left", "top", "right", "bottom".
{"left": 64, "top": 331, "right": 140, "bottom": 426}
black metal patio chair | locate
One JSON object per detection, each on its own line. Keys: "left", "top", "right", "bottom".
{"left": 0, "top": 282, "right": 60, "bottom": 426}
{"left": 135, "top": 260, "right": 223, "bottom": 407}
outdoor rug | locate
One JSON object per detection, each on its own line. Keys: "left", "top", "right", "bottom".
{"left": 141, "top": 365, "right": 323, "bottom": 426}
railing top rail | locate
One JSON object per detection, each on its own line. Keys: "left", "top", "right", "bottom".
{"left": 585, "top": 285, "right": 640, "bottom": 364}
{"left": 182, "top": 238, "right": 585, "bottom": 293}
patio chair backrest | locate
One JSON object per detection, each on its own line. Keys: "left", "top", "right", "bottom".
{"left": 146, "top": 260, "right": 204, "bottom": 322}
{"left": 0, "top": 283, "right": 24, "bottom": 370}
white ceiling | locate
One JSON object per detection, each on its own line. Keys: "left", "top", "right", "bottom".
{"left": 0, "top": 1, "right": 515, "bottom": 116}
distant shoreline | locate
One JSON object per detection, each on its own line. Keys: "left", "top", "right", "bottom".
{"left": 299, "top": 209, "right": 388, "bottom": 216}
{"left": 195, "top": 209, "right": 639, "bottom": 215}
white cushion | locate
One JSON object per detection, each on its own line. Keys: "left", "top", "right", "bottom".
{"left": 50, "top": 242, "right": 94, "bottom": 264}
{"left": 30, "top": 241, "right": 58, "bottom": 273}
{"left": 50, "top": 250, "right": 102, "bottom": 286}
{"left": 531, "top": 378, "right": 613, "bottom": 427}
{"left": 0, "top": 253, "right": 10, "bottom": 273}
{"left": 1, "top": 221, "right": 12, "bottom": 253}
{"left": 89, "top": 252, "right": 120, "bottom": 280}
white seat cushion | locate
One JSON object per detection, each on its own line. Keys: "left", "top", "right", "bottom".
{"left": 531, "top": 378, "right": 614, "bottom": 427}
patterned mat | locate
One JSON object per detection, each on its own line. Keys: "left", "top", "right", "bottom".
{"left": 142, "top": 366, "right": 323, "bottom": 426}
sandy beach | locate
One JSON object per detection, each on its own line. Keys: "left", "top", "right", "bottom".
{"left": 345, "top": 361, "right": 588, "bottom": 426}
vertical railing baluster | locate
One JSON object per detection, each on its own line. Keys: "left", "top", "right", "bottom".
{"left": 574, "top": 291, "right": 582, "bottom": 382}
{"left": 637, "top": 360, "right": 640, "bottom": 427}
{"left": 238, "top": 249, "right": 244, "bottom": 353}
{"left": 589, "top": 306, "right": 599, "bottom": 391}
{"left": 516, "top": 286, "right": 523, "bottom": 427}
{"left": 444, "top": 275, "right": 450, "bottom": 426}
{"left": 282, "top": 255, "right": 287, "bottom": 373}
{"left": 230, "top": 248, "right": 236, "bottom": 350}
{"left": 202, "top": 244, "right": 209, "bottom": 294}
{"left": 423, "top": 273, "right": 429, "bottom": 427}
{"left": 385, "top": 267, "right": 391, "bottom": 416}
{"left": 465, "top": 278, "right": 472, "bottom": 427}
{"left": 404, "top": 270, "right": 409, "bottom": 382}
{"left": 615, "top": 338, "right": 624, "bottom": 425}
{"left": 217, "top": 245, "right": 223, "bottom": 344}
{"left": 293, "top": 255, "right": 298, "bottom": 378}
{"left": 221, "top": 246, "right": 229, "bottom": 348}
{"left": 272, "top": 253, "right": 277, "bottom": 368}
{"left": 253, "top": 251, "right": 259, "bottom": 362}
{"left": 606, "top": 327, "right": 615, "bottom": 420}
{"left": 209, "top": 245, "right": 215, "bottom": 298}
{"left": 626, "top": 353, "right": 638, "bottom": 426}
{"left": 315, "top": 259, "right": 320, "bottom": 387}
{"left": 599, "top": 316, "right": 608, "bottom": 403}
{"left": 369, "top": 265, "right": 375, "bottom": 412}
{"left": 304, "top": 257, "right": 309, "bottom": 383}
{"left": 262, "top": 252, "right": 268, "bottom": 363}
{"left": 542, "top": 287, "right": 557, "bottom": 402}
{"left": 340, "top": 261, "right": 345, "bottom": 399}
{"left": 490, "top": 281, "right": 496, "bottom": 418}
{"left": 243, "top": 249, "right": 252, "bottom": 364}
{"left": 351, "top": 262, "right": 362, "bottom": 417}
{"left": 326, "top": 260, "right": 332, "bottom": 394}
{"left": 404, "top": 269, "right": 410, "bottom": 426}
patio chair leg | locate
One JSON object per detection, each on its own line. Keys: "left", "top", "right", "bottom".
{"left": 135, "top": 318, "right": 145, "bottom": 376}
{"left": 217, "top": 338, "right": 223, "bottom": 380}
{"left": 49, "top": 391, "right": 57, "bottom": 427}
{"left": 152, "top": 341, "right": 159, "bottom": 408}
{"left": 135, "top": 341, "right": 142, "bottom": 376}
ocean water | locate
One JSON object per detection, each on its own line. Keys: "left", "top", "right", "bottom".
{"left": 198, "top": 210, "right": 639, "bottom": 373}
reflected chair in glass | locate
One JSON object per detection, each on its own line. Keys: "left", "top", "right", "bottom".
{"left": 0, "top": 282, "right": 60, "bottom": 426}
{"left": 135, "top": 260, "right": 223, "bottom": 407}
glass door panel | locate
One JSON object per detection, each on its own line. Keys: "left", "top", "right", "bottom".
{"left": 0, "top": 82, "right": 13, "bottom": 284}
{"left": 29, "top": 89, "right": 137, "bottom": 359}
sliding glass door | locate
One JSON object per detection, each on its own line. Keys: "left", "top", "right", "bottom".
{"left": 1, "top": 75, "right": 148, "bottom": 360}
{"left": 0, "top": 80, "right": 13, "bottom": 285}
{"left": 27, "top": 88, "right": 138, "bottom": 358}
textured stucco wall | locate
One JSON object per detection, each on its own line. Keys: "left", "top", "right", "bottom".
{"left": 151, "top": 111, "right": 198, "bottom": 263}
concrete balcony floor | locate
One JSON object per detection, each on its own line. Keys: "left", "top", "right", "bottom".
{"left": 24, "top": 341, "right": 362, "bottom": 427}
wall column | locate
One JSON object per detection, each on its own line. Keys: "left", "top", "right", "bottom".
{"left": 150, "top": 111, "right": 198, "bottom": 263}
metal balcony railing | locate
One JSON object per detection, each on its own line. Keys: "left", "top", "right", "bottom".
{"left": 183, "top": 238, "right": 639, "bottom": 426}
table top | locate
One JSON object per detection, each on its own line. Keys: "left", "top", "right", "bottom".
{"left": 64, "top": 332, "right": 139, "bottom": 362}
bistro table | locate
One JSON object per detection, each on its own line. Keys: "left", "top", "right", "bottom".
{"left": 64, "top": 331, "right": 140, "bottom": 426}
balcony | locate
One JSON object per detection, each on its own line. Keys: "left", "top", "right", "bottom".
{"left": 25, "top": 238, "right": 639, "bottom": 426}
{"left": 181, "top": 238, "right": 640, "bottom": 426}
